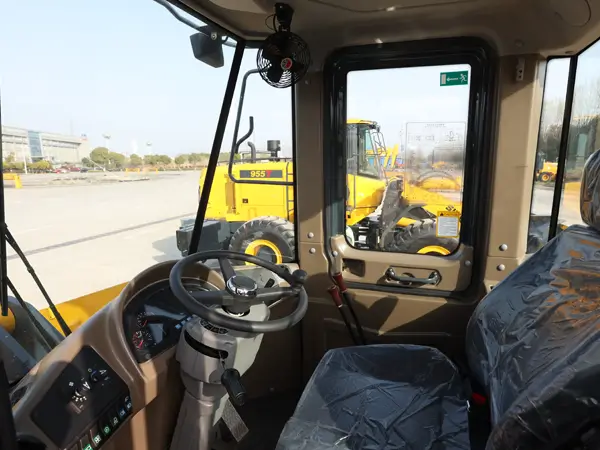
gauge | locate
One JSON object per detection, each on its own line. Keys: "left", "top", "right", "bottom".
{"left": 131, "top": 328, "right": 154, "bottom": 351}
{"left": 124, "top": 279, "right": 214, "bottom": 362}
{"left": 137, "top": 311, "right": 154, "bottom": 327}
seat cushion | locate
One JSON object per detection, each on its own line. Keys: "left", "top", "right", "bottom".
{"left": 276, "top": 344, "right": 470, "bottom": 450}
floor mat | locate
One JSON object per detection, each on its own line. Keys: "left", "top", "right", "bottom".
{"left": 220, "top": 390, "right": 301, "bottom": 450}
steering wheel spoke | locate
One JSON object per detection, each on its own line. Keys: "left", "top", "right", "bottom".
{"left": 254, "top": 287, "right": 297, "bottom": 305}
{"left": 189, "top": 289, "right": 232, "bottom": 306}
{"left": 218, "top": 257, "right": 237, "bottom": 282}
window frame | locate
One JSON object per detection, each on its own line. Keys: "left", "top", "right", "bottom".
{"left": 323, "top": 37, "right": 496, "bottom": 266}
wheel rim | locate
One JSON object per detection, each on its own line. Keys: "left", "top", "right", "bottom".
{"left": 417, "top": 245, "right": 451, "bottom": 256}
{"left": 541, "top": 174, "right": 550, "bottom": 182}
{"left": 244, "top": 239, "right": 284, "bottom": 264}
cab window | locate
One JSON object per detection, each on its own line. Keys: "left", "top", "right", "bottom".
{"left": 527, "top": 40, "right": 600, "bottom": 253}
{"left": 344, "top": 63, "right": 472, "bottom": 255}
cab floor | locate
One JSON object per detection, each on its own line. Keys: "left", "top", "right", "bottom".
{"left": 219, "top": 390, "right": 301, "bottom": 450}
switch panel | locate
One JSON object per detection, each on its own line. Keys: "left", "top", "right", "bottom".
{"left": 31, "top": 346, "right": 130, "bottom": 449}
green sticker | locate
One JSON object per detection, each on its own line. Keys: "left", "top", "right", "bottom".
{"left": 440, "top": 71, "right": 469, "bottom": 86}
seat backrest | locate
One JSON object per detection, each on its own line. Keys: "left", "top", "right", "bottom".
{"left": 466, "top": 149, "right": 600, "bottom": 449}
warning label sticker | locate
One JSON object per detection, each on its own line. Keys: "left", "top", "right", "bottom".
{"left": 437, "top": 210, "right": 460, "bottom": 238}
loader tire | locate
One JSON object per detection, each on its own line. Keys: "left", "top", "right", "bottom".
{"left": 389, "top": 219, "right": 458, "bottom": 256}
{"left": 229, "top": 216, "right": 296, "bottom": 264}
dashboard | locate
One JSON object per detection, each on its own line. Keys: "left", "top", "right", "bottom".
{"left": 11, "top": 261, "right": 298, "bottom": 450}
{"left": 122, "top": 278, "right": 211, "bottom": 363}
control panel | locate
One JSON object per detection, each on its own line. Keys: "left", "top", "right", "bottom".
{"left": 31, "top": 346, "right": 131, "bottom": 450}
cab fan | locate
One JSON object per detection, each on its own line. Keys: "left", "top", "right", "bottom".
{"left": 257, "top": 30, "right": 310, "bottom": 89}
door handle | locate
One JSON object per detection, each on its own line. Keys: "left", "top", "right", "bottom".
{"left": 385, "top": 268, "right": 440, "bottom": 286}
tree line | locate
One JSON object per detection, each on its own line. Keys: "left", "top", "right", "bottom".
{"left": 83, "top": 147, "right": 238, "bottom": 170}
{"left": 3, "top": 154, "right": 52, "bottom": 172}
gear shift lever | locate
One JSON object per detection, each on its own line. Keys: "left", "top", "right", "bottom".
{"left": 221, "top": 368, "right": 246, "bottom": 407}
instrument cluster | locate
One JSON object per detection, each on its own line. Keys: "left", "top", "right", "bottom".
{"left": 123, "top": 279, "right": 208, "bottom": 362}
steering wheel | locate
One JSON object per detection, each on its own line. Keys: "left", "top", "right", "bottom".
{"left": 169, "top": 250, "right": 308, "bottom": 333}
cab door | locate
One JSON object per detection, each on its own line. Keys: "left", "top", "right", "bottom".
{"left": 295, "top": 38, "right": 497, "bottom": 374}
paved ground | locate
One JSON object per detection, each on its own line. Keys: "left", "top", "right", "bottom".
{"left": 2, "top": 172, "right": 579, "bottom": 310}
{"left": 13, "top": 171, "right": 155, "bottom": 186}
{"left": 5, "top": 171, "right": 200, "bottom": 309}
{"left": 531, "top": 184, "right": 581, "bottom": 225}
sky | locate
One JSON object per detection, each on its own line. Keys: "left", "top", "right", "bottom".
{"left": 0, "top": 0, "right": 291, "bottom": 157}
{"left": 2, "top": 1, "right": 600, "bottom": 160}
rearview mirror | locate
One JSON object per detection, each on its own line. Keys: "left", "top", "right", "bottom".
{"left": 190, "top": 27, "right": 224, "bottom": 68}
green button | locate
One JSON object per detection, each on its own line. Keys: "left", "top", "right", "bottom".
{"left": 92, "top": 434, "right": 102, "bottom": 445}
{"left": 83, "top": 445, "right": 93, "bottom": 450}
{"left": 102, "top": 425, "right": 111, "bottom": 436}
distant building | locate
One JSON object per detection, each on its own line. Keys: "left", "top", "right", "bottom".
{"left": 1, "top": 126, "right": 91, "bottom": 164}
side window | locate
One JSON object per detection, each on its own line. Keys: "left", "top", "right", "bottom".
{"left": 527, "top": 41, "right": 600, "bottom": 253}
{"left": 345, "top": 64, "right": 471, "bottom": 256}
{"left": 218, "top": 49, "right": 296, "bottom": 264}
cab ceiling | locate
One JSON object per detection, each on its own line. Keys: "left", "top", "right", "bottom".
{"left": 178, "top": 0, "right": 599, "bottom": 60}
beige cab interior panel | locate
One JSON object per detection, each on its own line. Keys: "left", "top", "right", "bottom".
{"left": 483, "top": 55, "right": 545, "bottom": 283}
{"left": 301, "top": 290, "right": 474, "bottom": 377}
{"left": 11, "top": 261, "right": 303, "bottom": 449}
{"left": 183, "top": 0, "right": 600, "bottom": 57}
{"left": 330, "top": 235, "right": 474, "bottom": 291}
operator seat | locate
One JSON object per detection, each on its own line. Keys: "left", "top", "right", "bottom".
{"left": 277, "top": 149, "right": 600, "bottom": 450}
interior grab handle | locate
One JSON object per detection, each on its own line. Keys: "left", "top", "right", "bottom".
{"left": 385, "top": 268, "right": 440, "bottom": 286}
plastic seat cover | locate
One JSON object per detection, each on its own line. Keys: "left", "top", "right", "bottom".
{"left": 466, "top": 149, "right": 600, "bottom": 449}
{"left": 276, "top": 344, "right": 470, "bottom": 450}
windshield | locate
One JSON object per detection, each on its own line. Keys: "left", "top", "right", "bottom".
{"left": 0, "top": 0, "right": 246, "bottom": 385}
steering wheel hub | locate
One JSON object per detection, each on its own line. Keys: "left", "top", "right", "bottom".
{"left": 226, "top": 275, "right": 258, "bottom": 298}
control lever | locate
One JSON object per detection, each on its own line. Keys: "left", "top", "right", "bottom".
{"left": 221, "top": 368, "right": 247, "bottom": 407}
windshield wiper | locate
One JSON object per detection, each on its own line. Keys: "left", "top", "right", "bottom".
{"left": 4, "top": 228, "right": 71, "bottom": 337}
{"left": 0, "top": 89, "right": 70, "bottom": 346}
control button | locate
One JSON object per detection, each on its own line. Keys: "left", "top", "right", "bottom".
{"left": 108, "top": 409, "right": 120, "bottom": 428}
{"left": 90, "top": 369, "right": 108, "bottom": 383}
{"left": 80, "top": 434, "right": 93, "bottom": 450}
{"left": 100, "top": 420, "right": 112, "bottom": 437}
{"left": 71, "top": 388, "right": 87, "bottom": 406}
{"left": 89, "top": 425, "right": 102, "bottom": 448}
{"left": 124, "top": 395, "right": 132, "bottom": 411}
{"left": 118, "top": 406, "right": 127, "bottom": 420}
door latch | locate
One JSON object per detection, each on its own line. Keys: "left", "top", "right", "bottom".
{"left": 385, "top": 268, "right": 440, "bottom": 286}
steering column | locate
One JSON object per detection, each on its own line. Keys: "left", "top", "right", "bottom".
{"left": 168, "top": 250, "right": 307, "bottom": 450}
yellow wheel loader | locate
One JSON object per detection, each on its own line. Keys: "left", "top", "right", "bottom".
{"left": 176, "top": 70, "right": 463, "bottom": 261}
{"left": 537, "top": 161, "right": 558, "bottom": 182}
{"left": 535, "top": 153, "right": 558, "bottom": 182}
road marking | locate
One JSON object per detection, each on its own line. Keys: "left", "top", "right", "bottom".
{"left": 6, "top": 212, "right": 194, "bottom": 261}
